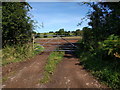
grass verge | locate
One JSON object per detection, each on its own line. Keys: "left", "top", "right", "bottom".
{"left": 40, "top": 51, "right": 65, "bottom": 83}
{"left": 2, "top": 43, "right": 44, "bottom": 66}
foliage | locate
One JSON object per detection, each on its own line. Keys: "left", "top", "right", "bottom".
{"left": 2, "top": 43, "right": 44, "bottom": 66}
{"left": 2, "top": 2, "right": 33, "bottom": 47}
{"left": 34, "top": 43, "right": 44, "bottom": 54}
{"left": 76, "top": 40, "right": 120, "bottom": 89}
{"left": 43, "top": 33, "right": 48, "bottom": 38}
{"left": 65, "top": 31, "right": 70, "bottom": 36}
{"left": 82, "top": 27, "right": 93, "bottom": 47}
{"left": 49, "top": 31, "right": 54, "bottom": 33}
{"left": 74, "top": 29, "right": 83, "bottom": 36}
{"left": 34, "top": 33, "right": 41, "bottom": 38}
{"left": 40, "top": 51, "right": 65, "bottom": 83}
{"left": 77, "top": 2, "right": 120, "bottom": 89}
{"left": 53, "top": 29, "right": 82, "bottom": 37}
{"left": 82, "top": 2, "right": 120, "bottom": 48}
{"left": 34, "top": 29, "right": 83, "bottom": 38}
{"left": 55, "top": 28, "right": 65, "bottom": 36}
{"left": 77, "top": 48, "right": 120, "bottom": 89}
{"left": 99, "top": 34, "right": 120, "bottom": 57}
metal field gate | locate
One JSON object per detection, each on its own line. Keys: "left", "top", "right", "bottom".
{"left": 34, "top": 35, "right": 80, "bottom": 52}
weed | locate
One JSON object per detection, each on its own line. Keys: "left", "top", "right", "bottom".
{"left": 40, "top": 51, "right": 65, "bottom": 83}
{"left": 76, "top": 45, "right": 120, "bottom": 89}
{"left": 2, "top": 43, "right": 44, "bottom": 66}
{"left": 2, "top": 71, "right": 16, "bottom": 82}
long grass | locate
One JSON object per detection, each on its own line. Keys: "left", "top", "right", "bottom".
{"left": 2, "top": 43, "right": 44, "bottom": 66}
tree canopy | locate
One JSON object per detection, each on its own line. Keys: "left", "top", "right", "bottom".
{"left": 2, "top": 2, "right": 34, "bottom": 47}
{"left": 82, "top": 2, "right": 120, "bottom": 49}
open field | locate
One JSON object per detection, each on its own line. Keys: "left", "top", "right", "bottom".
{"left": 35, "top": 37, "right": 80, "bottom": 51}
{"left": 35, "top": 36, "right": 82, "bottom": 40}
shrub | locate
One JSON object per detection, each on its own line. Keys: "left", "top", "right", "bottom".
{"left": 2, "top": 43, "right": 44, "bottom": 66}
{"left": 99, "top": 34, "right": 120, "bottom": 57}
{"left": 76, "top": 34, "right": 120, "bottom": 89}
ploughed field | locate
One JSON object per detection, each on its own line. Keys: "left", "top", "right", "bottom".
{"left": 35, "top": 37, "right": 80, "bottom": 51}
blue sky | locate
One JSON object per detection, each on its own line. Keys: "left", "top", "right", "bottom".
{"left": 28, "top": 2, "right": 91, "bottom": 33}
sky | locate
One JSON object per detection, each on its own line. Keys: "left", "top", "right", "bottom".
{"left": 28, "top": 2, "right": 91, "bottom": 33}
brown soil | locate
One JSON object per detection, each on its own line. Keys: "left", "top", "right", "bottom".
{"left": 35, "top": 38, "right": 78, "bottom": 51}
{"left": 2, "top": 52, "right": 51, "bottom": 88}
{"left": 44, "top": 52, "right": 107, "bottom": 88}
{"left": 2, "top": 37, "right": 108, "bottom": 88}
{"left": 2, "top": 38, "right": 77, "bottom": 88}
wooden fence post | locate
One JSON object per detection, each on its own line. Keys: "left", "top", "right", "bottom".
{"left": 32, "top": 34, "right": 35, "bottom": 50}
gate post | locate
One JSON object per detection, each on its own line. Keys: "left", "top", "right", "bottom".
{"left": 32, "top": 34, "right": 35, "bottom": 50}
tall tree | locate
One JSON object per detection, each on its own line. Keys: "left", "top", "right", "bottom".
{"left": 55, "top": 28, "right": 65, "bottom": 36}
{"left": 2, "top": 2, "right": 33, "bottom": 46}
{"left": 83, "top": 2, "right": 120, "bottom": 49}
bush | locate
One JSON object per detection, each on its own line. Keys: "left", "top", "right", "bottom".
{"left": 77, "top": 48, "right": 120, "bottom": 89}
{"left": 76, "top": 35, "right": 120, "bottom": 89}
{"left": 2, "top": 43, "right": 44, "bottom": 66}
{"left": 100, "top": 35, "right": 120, "bottom": 58}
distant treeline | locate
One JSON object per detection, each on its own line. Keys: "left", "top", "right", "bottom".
{"left": 33, "top": 28, "right": 84, "bottom": 38}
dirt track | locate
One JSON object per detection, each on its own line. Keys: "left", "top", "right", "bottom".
{"left": 2, "top": 52, "right": 51, "bottom": 88}
{"left": 45, "top": 52, "right": 107, "bottom": 88}
{"left": 2, "top": 37, "right": 107, "bottom": 88}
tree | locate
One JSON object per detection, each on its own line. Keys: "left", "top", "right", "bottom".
{"left": 32, "top": 31, "right": 37, "bottom": 34}
{"left": 0, "top": 4, "right": 1, "bottom": 29}
{"left": 49, "top": 31, "right": 54, "bottom": 33}
{"left": 82, "top": 2, "right": 120, "bottom": 49}
{"left": 71, "top": 31, "right": 76, "bottom": 36}
{"left": 44, "top": 33, "right": 48, "bottom": 38}
{"left": 78, "top": 2, "right": 120, "bottom": 89}
{"left": 2, "top": 2, "right": 33, "bottom": 47}
{"left": 82, "top": 27, "right": 93, "bottom": 46}
{"left": 55, "top": 28, "right": 65, "bottom": 36}
{"left": 75, "top": 29, "right": 82, "bottom": 36}
{"left": 58, "top": 29, "right": 65, "bottom": 36}
{"left": 101, "top": 2, "right": 120, "bottom": 36}
{"left": 65, "top": 31, "right": 70, "bottom": 36}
